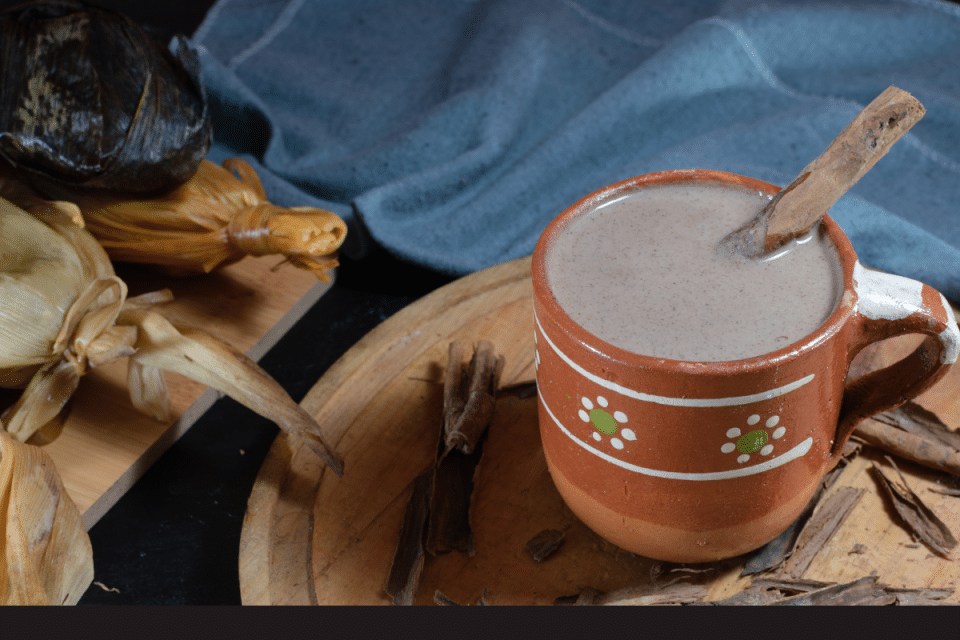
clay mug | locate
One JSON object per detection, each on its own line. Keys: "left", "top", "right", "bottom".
{"left": 532, "top": 169, "right": 959, "bottom": 563}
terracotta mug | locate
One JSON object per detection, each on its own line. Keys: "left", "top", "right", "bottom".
{"left": 532, "top": 169, "right": 959, "bottom": 563}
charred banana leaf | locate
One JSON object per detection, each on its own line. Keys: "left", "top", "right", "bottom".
{"left": 0, "top": 0, "right": 210, "bottom": 195}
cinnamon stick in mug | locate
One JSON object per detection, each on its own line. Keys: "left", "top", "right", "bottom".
{"left": 721, "top": 86, "right": 925, "bottom": 259}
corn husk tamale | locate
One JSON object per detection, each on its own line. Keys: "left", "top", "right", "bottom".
{"left": 42, "top": 158, "right": 347, "bottom": 280}
{"left": 0, "top": 195, "right": 343, "bottom": 475}
{"left": 0, "top": 428, "right": 93, "bottom": 605}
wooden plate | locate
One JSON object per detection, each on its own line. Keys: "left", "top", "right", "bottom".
{"left": 239, "top": 257, "right": 960, "bottom": 605}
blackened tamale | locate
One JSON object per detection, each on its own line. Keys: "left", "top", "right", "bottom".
{"left": 0, "top": 0, "right": 210, "bottom": 195}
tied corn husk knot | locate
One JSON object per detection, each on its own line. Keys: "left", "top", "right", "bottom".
{"left": 0, "top": 427, "right": 93, "bottom": 605}
{"left": 0, "top": 275, "right": 134, "bottom": 445}
{"left": 0, "top": 197, "right": 130, "bottom": 443}
{"left": 0, "top": 195, "right": 343, "bottom": 476}
{"left": 46, "top": 158, "right": 347, "bottom": 281}
{"left": 226, "top": 203, "right": 344, "bottom": 277}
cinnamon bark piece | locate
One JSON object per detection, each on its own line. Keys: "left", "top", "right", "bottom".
{"left": 735, "top": 579, "right": 954, "bottom": 606}
{"left": 696, "top": 587, "right": 784, "bottom": 606}
{"left": 554, "top": 587, "right": 604, "bottom": 606}
{"left": 433, "top": 590, "right": 461, "bottom": 606}
{"left": 385, "top": 470, "right": 434, "bottom": 605}
{"left": 554, "top": 580, "right": 707, "bottom": 606}
{"left": 854, "top": 402, "right": 960, "bottom": 478}
{"left": 871, "top": 458, "right": 957, "bottom": 559}
{"left": 875, "top": 402, "right": 960, "bottom": 450}
{"left": 930, "top": 487, "right": 960, "bottom": 497}
{"left": 443, "top": 340, "right": 505, "bottom": 454}
{"left": 742, "top": 442, "right": 857, "bottom": 576}
{"left": 425, "top": 437, "right": 485, "bottom": 555}
{"left": 764, "top": 576, "right": 895, "bottom": 606}
{"left": 433, "top": 589, "right": 490, "bottom": 605}
{"left": 426, "top": 340, "right": 504, "bottom": 555}
{"left": 593, "top": 581, "right": 708, "bottom": 606}
{"left": 886, "top": 587, "right": 956, "bottom": 606}
{"left": 442, "top": 340, "right": 468, "bottom": 432}
{"left": 722, "top": 86, "right": 925, "bottom": 258}
{"left": 740, "top": 500, "right": 818, "bottom": 577}
{"left": 857, "top": 420, "right": 960, "bottom": 478}
{"left": 751, "top": 577, "right": 834, "bottom": 593}
{"left": 525, "top": 529, "right": 566, "bottom": 563}
{"left": 778, "top": 486, "right": 865, "bottom": 580}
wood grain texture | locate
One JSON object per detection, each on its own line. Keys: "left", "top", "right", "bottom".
{"left": 239, "top": 257, "right": 960, "bottom": 605}
{"left": 36, "top": 255, "right": 325, "bottom": 529}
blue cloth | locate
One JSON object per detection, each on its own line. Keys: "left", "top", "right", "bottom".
{"left": 191, "top": 0, "right": 960, "bottom": 301}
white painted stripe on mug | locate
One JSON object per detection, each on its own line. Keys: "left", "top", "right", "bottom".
{"left": 938, "top": 292, "right": 959, "bottom": 365}
{"left": 535, "top": 313, "right": 814, "bottom": 407}
{"left": 541, "top": 396, "right": 814, "bottom": 481}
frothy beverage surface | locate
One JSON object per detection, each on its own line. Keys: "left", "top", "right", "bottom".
{"left": 545, "top": 181, "right": 841, "bottom": 362}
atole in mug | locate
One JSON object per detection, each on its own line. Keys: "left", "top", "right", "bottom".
{"left": 532, "top": 169, "right": 959, "bottom": 562}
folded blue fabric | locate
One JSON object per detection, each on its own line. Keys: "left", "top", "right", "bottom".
{"left": 192, "top": 0, "right": 960, "bottom": 301}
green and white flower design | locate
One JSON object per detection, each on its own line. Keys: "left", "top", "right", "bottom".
{"left": 721, "top": 413, "right": 786, "bottom": 464}
{"left": 579, "top": 395, "right": 635, "bottom": 450}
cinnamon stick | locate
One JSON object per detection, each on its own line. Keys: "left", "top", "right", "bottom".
{"left": 721, "top": 86, "right": 925, "bottom": 258}
{"left": 425, "top": 438, "right": 485, "bottom": 555}
{"left": 442, "top": 340, "right": 504, "bottom": 454}
{"left": 873, "top": 401, "right": 960, "bottom": 450}
{"left": 426, "top": 340, "right": 504, "bottom": 555}
{"left": 855, "top": 417, "right": 960, "bottom": 478}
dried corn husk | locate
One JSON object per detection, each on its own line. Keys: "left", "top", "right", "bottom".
{"left": 0, "top": 195, "right": 343, "bottom": 476}
{"left": 0, "top": 427, "right": 93, "bottom": 605}
{"left": 42, "top": 158, "right": 347, "bottom": 280}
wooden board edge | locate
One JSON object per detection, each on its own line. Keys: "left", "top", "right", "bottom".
{"left": 79, "top": 278, "right": 332, "bottom": 530}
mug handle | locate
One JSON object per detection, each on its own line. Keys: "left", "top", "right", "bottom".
{"left": 832, "top": 263, "right": 959, "bottom": 457}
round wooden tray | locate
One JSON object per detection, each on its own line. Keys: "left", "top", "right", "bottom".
{"left": 239, "top": 257, "right": 960, "bottom": 605}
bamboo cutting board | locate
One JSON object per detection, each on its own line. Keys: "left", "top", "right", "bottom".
{"left": 239, "top": 256, "right": 960, "bottom": 605}
{"left": 36, "top": 256, "right": 327, "bottom": 529}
